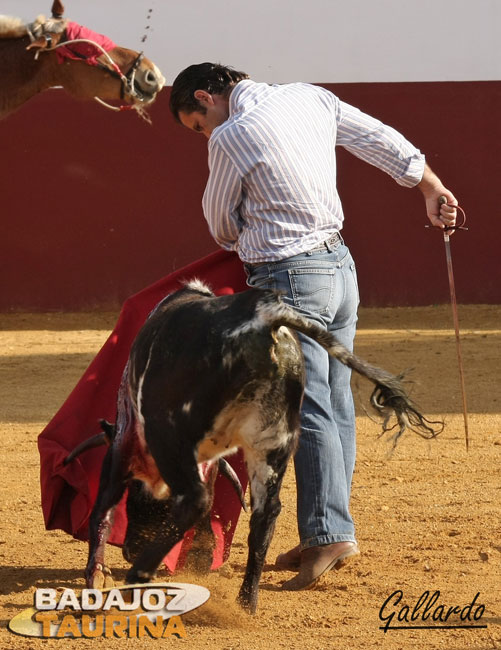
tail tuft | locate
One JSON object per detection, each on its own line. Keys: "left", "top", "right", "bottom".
{"left": 257, "top": 291, "right": 444, "bottom": 448}
{"left": 369, "top": 374, "right": 444, "bottom": 448}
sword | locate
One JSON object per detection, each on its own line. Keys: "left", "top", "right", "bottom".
{"left": 429, "top": 196, "right": 469, "bottom": 450}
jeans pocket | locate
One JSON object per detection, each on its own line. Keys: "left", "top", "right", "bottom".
{"left": 247, "top": 271, "right": 274, "bottom": 291}
{"left": 288, "top": 268, "right": 335, "bottom": 314}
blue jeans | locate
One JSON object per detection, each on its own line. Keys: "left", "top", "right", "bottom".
{"left": 245, "top": 240, "right": 359, "bottom": 549}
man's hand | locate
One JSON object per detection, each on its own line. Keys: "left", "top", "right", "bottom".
{"left": 418, "top": 164, "right": 458, "bottom": 231}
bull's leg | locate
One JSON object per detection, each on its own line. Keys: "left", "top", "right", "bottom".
{"left": 237, "top": 440, "right": 293, "bottom": 614}
{"left": 85, "top": 447, "right": 128, "bottom": 588}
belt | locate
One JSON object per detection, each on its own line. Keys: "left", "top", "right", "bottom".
{"left": 245, "top": 232, "right": 342, "bottom": 271}
{"left": 307, "top": 232, "right": 341, "bottom": 252}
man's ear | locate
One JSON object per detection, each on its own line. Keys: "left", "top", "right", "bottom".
{"left": 194, "top": 89, "right": 214, "bottom": 105}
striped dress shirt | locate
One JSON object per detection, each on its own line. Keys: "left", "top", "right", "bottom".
{"left": 203, "top": 80, "right": 425, "bottom": 263}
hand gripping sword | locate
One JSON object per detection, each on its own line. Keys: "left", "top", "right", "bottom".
{"left": 427, "top": 196, "right": 469, "bottom": 450}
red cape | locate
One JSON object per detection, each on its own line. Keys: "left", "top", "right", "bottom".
{"left": 38, "top": 250, "right": 249, "bottom": 572}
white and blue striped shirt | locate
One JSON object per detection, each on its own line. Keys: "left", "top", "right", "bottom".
{"left": 203, "top": 80, "right": 425, "bottom": 263}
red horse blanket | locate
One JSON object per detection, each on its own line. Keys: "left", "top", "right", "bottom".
{"left": 56, "top": 22, "right": 117, "bottom": 65}
{"left": 38, "top": 250, "right": 249, "bottom": 573}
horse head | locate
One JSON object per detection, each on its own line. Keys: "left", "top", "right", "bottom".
{"left": 0, "top": 1, "right": 165, "bottom": 119}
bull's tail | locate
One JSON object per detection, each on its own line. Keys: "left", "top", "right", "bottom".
{"left": 259, "top": 296, "right": 443, "bottom": 446}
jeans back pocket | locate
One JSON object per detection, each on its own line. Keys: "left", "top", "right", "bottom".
{"left": 288, "top": 267, "right": 335, "bottom": 314}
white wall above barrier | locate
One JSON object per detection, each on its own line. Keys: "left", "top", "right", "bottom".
{"left": 2, "top": 0, "right": 500, "bottom": 84}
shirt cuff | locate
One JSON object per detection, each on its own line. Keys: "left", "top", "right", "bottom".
{"left": 394, "top": 153, "right": 426, "bottom": 188}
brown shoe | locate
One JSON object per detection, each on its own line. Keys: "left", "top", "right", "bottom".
{"left": 281, "top": 541, "right": 359, "bottom": 591}
{"left": 275, "top": 544, "right": 302, "bottom": 571}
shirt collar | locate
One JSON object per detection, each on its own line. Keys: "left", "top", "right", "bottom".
{"left": 228, "top": 79, "right": 255, "bottom": 119}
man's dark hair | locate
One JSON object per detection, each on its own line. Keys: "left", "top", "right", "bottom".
{"left": 169, "top": 62, "right": 249, "bottom": 123}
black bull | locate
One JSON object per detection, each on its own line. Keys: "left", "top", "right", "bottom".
{"left": 83, "top": 281, "right": 440, "bottom": 614}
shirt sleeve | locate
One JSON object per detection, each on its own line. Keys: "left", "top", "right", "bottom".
{"left": 336, "top": 99, "right": 425, "bottom": 188}
{"left": 202, "top": 143, "right": 243, "bottom": 251}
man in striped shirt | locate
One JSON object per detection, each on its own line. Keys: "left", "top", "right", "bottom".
{"left": 170, "top": 63, "right": 457, "bottom": 591}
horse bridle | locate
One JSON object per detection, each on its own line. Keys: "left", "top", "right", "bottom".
{"left": 116, "top": 51, "right": 145, "bottom": 101}
{"left": 54, "top": 36, "right": 146, "bottom": 102}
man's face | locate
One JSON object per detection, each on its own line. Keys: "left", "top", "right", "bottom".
{"left": 178, "top": 90, "right": 230, "bottom": 139}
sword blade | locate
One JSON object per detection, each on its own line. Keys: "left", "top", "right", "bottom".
{"left": 443, "top": 232, "right": 469, "bottom": 450}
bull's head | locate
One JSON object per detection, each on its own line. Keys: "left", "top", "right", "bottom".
{"left": 122, "top": 481, "right": 174, "bottom": 565}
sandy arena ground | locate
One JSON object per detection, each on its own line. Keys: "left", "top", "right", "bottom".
{"left": 0, "top": 305, "right": 499, "bottom": 649}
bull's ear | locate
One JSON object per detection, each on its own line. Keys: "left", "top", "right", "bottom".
{"left": 51, "top": 0, "right": 65, "bottom": 19}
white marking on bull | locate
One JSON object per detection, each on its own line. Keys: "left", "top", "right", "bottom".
{"left": 185, "top": 279, "right": 213, "bottom": 295}
{"left": 247, "top": 457, "right": 276, "bottom": 513}
{"left": 136, "top": 345, "right": 153, "bottom": 426}
{"left": 225, "top": 316, "right": 261, "bottom": 338}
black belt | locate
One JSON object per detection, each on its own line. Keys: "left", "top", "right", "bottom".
{"left": 245, "top": 232, "right": 342, "bottom": 271}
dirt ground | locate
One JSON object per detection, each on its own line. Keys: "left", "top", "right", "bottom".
{"left": 0, "top": 305, "right": 499, "bottom": 649}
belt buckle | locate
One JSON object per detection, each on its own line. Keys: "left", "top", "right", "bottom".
{"left": 322, "top": 233, "right": 338, "bottom": 251}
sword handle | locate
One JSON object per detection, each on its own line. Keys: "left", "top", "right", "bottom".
{"left": 439, "top": 196, "right": 450, "bottom": 240}
{"left": 425, "top": 197, "right": 467, "bottom": 232}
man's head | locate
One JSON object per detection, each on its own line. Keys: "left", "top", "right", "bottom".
{"left": 169, "top": 62, "right": 249, "bottom": 138}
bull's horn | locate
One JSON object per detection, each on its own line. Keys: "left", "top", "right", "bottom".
{"left": 218, "top": 458, "right": 248, "bottom": 512}
{"left": 63, "top": 432, "right": 107, "bottom": 465}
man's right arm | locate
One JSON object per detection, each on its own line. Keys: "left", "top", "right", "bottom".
{"left": 335, "top": 99, "right": 425, "bottom": 188}
{"left": 202, "top": 146, "right": 243, "bottom": 251}
{"left": 335, "top": 99, "right": 457, "bottom": 229}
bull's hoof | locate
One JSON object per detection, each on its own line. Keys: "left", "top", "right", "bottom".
{"left": 236, "top": 589, "right": 257, "bottom": 615}
{"left": 86, "top": 564, "right": 114, "bottom": 589}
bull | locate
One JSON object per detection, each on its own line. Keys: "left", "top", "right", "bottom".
{"left": 83, "top": 281, "right": 440, "bottom": 614}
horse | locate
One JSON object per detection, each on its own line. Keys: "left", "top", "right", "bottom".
{"left": 0, "top": 0, "right": 165, "bottom": 120}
